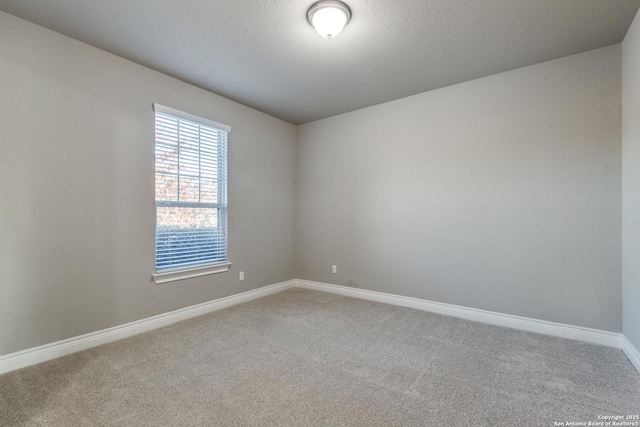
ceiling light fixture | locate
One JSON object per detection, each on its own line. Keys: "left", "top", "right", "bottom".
{"left": 307, "top": 1, "right": 351, "bottom": 39}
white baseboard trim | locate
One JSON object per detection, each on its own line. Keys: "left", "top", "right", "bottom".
{"left": 2, "top": 278, "right": 634, "bottom": 376}
{"left": 622, "top": 336, "right": 640, "bottom": 374}
{"left": 295, "top": 280, "right": 623, "bottom": 349}
{"left": 0, "top": 280, "right": 295, "bottom": 375}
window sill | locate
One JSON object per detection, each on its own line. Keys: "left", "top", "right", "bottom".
{"left": 152, "top": 262, "right": 232, "bottom": 285}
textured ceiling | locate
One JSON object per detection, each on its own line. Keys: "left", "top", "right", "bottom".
{"left": 0, "top": 0, "right": 638, "bottom": 124}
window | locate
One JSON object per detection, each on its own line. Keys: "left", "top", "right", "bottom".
{"left": 152, "top": 104, "right": 231, "bottom": 284}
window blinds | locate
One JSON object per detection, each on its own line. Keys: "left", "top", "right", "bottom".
{"left": 153, "top": 104, "right": 229, "bottom": 272}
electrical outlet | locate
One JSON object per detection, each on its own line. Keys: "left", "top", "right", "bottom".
{"left": 332, "top": 265, "right": 337, "bottom": 274}
{"left": 239, "top": 271, "right": 245, "bottom": 281}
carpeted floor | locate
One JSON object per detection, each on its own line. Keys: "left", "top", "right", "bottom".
{"left": 1, "top": 288, "right": 639, "bottom": 426}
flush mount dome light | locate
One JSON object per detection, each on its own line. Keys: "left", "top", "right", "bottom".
{"left": 307, "top": 0, "right": 351, "bottom": 39}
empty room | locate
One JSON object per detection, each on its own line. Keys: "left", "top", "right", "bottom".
{"left": 1, "top": 0, "right": 640, "bottom": 425}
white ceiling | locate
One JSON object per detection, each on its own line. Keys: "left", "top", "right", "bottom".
{"left": 0, "top": 0, "right": 638, "bottom": 124}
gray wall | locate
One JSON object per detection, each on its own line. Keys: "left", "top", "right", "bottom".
{"left": 0, "top": 8, "right": 630, "bottom": 358}
{"left": 0, "top": 11, "right": 297, "bottom": 356}
{"left": 296, "top": 46, "right": 622, "bottom": 332}
{"left": 623, "top": 11, "right": 640, "bottom": 349}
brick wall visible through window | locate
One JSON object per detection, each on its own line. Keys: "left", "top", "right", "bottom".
{"left": 153, "top": 104, "right": 229, "bottom": 272}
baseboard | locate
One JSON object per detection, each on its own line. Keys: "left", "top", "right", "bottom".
{"left": 0, "top": 280, "right": 295, "bottom": 375}
{"left": 1, "top": 278, "right": 630, "bottom": 376}
{"left": 622, "top": 336, "right": 640, "bottom": 374}
{"left": 295, "top": 280, "right": 623, "bottom": 348}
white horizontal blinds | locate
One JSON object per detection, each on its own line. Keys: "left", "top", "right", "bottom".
{"left": 154, "top": 104, "right": 229, "bottom": 272}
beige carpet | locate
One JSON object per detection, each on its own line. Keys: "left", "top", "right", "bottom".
{"left": 1, "top": 288, "right": 639, "bottom": 426}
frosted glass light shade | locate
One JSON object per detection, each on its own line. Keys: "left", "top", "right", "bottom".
{"left": 307, "top": 1, "right": 351, "bottom": 39}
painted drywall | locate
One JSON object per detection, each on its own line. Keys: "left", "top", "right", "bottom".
{"left": 296, "top": 46, "right": 622, "bottom": 332}
{"left": 0, "top": 11, "right": 297, "bottom": 356}
{"left": 622, "top": 11, "right": 640, "bottom": 350}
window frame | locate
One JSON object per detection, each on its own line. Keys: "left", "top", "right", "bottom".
{"left": 151, "top": 103, "right": 231, "bottom": 284}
